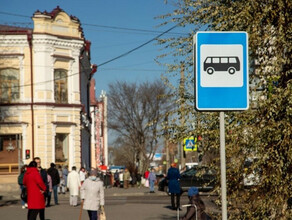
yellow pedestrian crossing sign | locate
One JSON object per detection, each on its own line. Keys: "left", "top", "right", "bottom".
{"left": 184, "top": 137, "right": 197, "bottom": 151}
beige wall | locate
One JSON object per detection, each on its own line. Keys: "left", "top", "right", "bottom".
{"left": 0, "top": 9, "right": 84, "bottom": 171}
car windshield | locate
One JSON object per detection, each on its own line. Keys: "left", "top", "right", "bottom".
{"left": 182, "top": 166, "right": 215, "bottom": 177}
{"left": 182, "top": 168, "right": 197, "bottom": 176}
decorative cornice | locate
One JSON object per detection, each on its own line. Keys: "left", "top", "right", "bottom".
{"left": 0, "top": 34, "right": 83, "bottom": 48}
{"left": 32, "top": 37, "right": 83, "bottom": 49}
{"left": 0, "top": 38, "right": 29, "bottom": 46}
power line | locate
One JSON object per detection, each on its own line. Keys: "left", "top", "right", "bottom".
{"left": 0, "top": 11, "right": 29, "bottom": 18}
{"left": 97, "top": 23, "right": 180, "bottom": 67}
{"left": 0, "top": 10, "right": 182, "bottom": 88}
{"left": 83, "top": 22, "right": 184, "bottom": 36}
{"left": 0, "top": 11, "right": 185, "bottom": 36}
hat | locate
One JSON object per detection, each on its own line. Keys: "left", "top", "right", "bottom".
{"left": 188, "top": 187, "right": 199, "bottom": 197}
{"left": 90, "top": 169, "right": 98, "bottom": 176}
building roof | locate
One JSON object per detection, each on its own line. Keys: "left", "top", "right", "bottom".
{"left": 0, "top": 24, "right": 32, "bottom": 34}
{"left": 33, "top": 6, "right": 80, "bottom": 23}
{"left": 32, "top": 6, "right": 84, "bottom": 39}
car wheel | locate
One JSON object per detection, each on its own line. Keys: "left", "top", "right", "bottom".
{"left": 228, "top": 67, "right": 236, "bottom": 74}
{"left": 206, "top": 67, "right": 214, "bottom": 75}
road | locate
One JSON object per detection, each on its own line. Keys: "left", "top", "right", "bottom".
{"left": 0, "top": 187, "right": 220, "bottom": 220}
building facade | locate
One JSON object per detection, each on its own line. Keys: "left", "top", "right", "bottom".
{"left": 90, "top": 79, "right": 108, "bottom": 169}
{"left": 0, "top": 7, "right": 95, "bottom": 172}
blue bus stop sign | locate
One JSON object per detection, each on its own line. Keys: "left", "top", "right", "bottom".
{"left": 194, "top": 32, "right": 249, "bottom": 111}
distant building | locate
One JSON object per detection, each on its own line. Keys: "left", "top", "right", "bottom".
{"left": 0, "top": 6, "right": 95, "bottom": 172}
{"left": 80, "top": 41, "right": 97, "bottom": 169}
{"left": 90, "top": 79, "right": 108, "bottom": 168}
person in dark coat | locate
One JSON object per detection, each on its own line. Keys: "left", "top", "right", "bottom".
{"left": 33, "top": 157, "right": 48, "bottom": 198}
{"left": 136, "top": 172, "right": 142, "bottom": 188}
{"left": 62, "top": 165, "right": 69, "bottom": 191}
{"left": 47, "top": 163, "right": 60, "bottom": 205}
{"left": 23, "top": 161, "right": 47, "bottom": 220}
{"left": 18, "top": 164, "right": 27, "bottom": 209}
{"left": 114, "top": 170, "right": 120, "bottom": 187}
{"left": 167, "top": 162, "right": 181, "bottom": 210}
{"left": 180, "top": 187, "right": 210, "bottom": 220}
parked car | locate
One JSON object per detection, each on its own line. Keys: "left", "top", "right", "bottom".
{"left": 158, "top": 166, "right": 216, "bottom": 194}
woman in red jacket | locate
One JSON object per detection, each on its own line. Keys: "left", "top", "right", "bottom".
{"left": 23, "top": 161, "right": 47, "bottom": 220}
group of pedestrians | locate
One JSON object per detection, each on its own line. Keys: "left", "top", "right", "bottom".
{"left": 18, "top": 158, "right": 210, "bottom": 220}
{"left": 18, "top": 158, "right": 105, "bottom": 220}
{"left": 112, "top": 167, "right": 159, "bottom": 193}
{"left": 18, "top": 157, "right": 65, "bottom": 219}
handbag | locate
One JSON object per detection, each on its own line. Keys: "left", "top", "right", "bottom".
{"left": 99, "top": 211, "right": 106, "bottom": 220}
{"left": 21, "top": 187, "right": 27, "bottom": 203}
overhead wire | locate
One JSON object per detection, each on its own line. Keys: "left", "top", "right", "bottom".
{"left": 97, "top": 22, "right": 180, "bottom": 67}
{"left": 0, "top": 10, "right": 181, "bottom": 89}
{"left": 0, "top": 11, "right": 185, "bottom": 36}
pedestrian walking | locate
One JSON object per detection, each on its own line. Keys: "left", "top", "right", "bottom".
{"left": 148, "top": 168, "right": 156, "bottom": 193}
{"left": 62, "top": 165, "right": 69, "bottom": 191}
{"left": 113, "top": 170, "right": 120, "bottom": 187}
{"left": 58, "top": 165, "right": 66, "bottom": 194}
{"left": 103, "top": 170, "right": 111, "bottom": 188}
{"left": 67, "top": 166, "right": 81, "bottom": 206}
{"left": 131, "top": 172, "right": 137, "bottom": 187}
{"left": 79, "top": 167, "right": 86, "bottom": 185}
{"left": 136, "top": 172, "right": 142, "bottom": 188}
{"left": 123, "top": 168, "right": 130, "bottom": 189}
{"left": 18, "top": 164, "right": 27, "bottom": 209}
{"left": 119, "top": 170, "right": 124, "bottom": 188}
{"left": 80, "top": 169, "right": 105, "bottom": 220}
{"left": 144, "top": 169, "right": 150, "bottom": 187}
{"left": 23, "top": 161, "right": 47, "bottom": 220}
{"left": 47, "top": 163, "right": 60, "bottom": 205}
{"left": 45, "top": 172, "right": 53, "bottom": 207}
{"left": 180, "top": 187, "right": 211, "bottom": 220}
{"left": 33, "top": 157, "right": 48, "bottom": 198}
{"left": 167, "top": 163, "right": 181, "bottom": 210}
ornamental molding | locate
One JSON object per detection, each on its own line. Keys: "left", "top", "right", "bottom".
{"left": 0, "top": 38, "right": 29, "bottom": 47}
{"left": 32, "top": 36, "right": 83, "bottom": 49}
{"left": 0, "top": 35, "right": 83, "bottom": 49}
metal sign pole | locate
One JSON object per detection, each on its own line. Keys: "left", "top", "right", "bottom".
{"left": 220, "top": 111, "right": 227, "bottom": 219}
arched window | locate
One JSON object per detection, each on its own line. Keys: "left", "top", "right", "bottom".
{"left": 54, "top": 69, "right": 68, "bottom": 103}
{"left": 0, "top": 68, "right": 19, "bottom": 103}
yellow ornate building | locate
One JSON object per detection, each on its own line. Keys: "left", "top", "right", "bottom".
{"left": 0, "top": 7, "right": 92, "bottom": 172}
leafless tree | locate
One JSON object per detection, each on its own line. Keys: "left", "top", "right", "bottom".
{"left": 107, "top": 80, "right": 170, "bottom": 173}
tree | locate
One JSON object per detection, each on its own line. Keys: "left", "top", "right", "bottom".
{"left": 157, "top": 0, "right": 292, "bottom": 219}
{"left": 107, "top": 80, "right": 171, "bottom": 174}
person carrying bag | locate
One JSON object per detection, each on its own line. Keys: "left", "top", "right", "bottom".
{"left": 99, "top": 205, "right": 106, "bottom": 220}
{"left": 80, "top": 169, "right": 105, "bottom": 220}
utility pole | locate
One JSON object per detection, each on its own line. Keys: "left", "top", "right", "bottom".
{"left": 180, "top": 62, "right": 186, "bottom": 169}
{"left": 164, "top": 115, "right": 170, "bottom": 172}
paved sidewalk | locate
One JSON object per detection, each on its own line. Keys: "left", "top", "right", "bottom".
{"left": 104, "top": 186, "right": 166, "bottom": 197}
{"left": 0, "top": 185, "right": 165, "bottom": 206}
{"left": 0, "top": 186, "right": 177, "bottom": 220}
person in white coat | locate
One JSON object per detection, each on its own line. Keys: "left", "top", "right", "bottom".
{"left": 80, "top": 169, "right": 105, "bottom": 220}
{"left": 67, "top": 166, "right": 81, "bottom": 207}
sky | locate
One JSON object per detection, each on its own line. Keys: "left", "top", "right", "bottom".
{"left": 0, "top": 0, "right": 185, "bottom": 98}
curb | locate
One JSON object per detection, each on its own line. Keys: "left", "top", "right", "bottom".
{"left": 111, "top": 191, "right": 166, "bottom": 197}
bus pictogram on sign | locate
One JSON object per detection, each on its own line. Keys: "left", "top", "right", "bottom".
{"left": 204, "top": 56, "right": 240, "bottom": 75}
